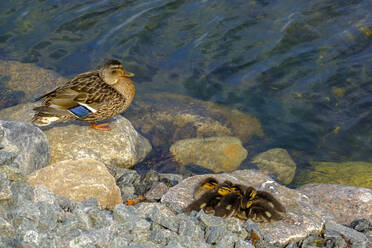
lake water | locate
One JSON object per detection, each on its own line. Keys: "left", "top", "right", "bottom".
{"left": 0, "top": 0, "right": 371, "bottom": 185}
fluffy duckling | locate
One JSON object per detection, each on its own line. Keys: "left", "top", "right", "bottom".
{"left": 245, "top": 198, "right": 285, "bottom": 223}
{"left": 32, "top": 60, "right": 135, "bottom": 130}
{"left": 185, "top": 180, "right": 234, "bottom": 214}
{"left": 240, "top": 188, "right": 286, "bottom": 223}
{"left": 193, "top": 177, "right": 219, "bottom": 200}
{"left": 214, "top": 184, "right": 246, "bottom": 218}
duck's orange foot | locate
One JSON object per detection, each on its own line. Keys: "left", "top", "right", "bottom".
{"left": 125, "top": 195, "right": 146, "bottom": 206}
{"left": 89, "top": 122, "right": 111, "bottom": 131}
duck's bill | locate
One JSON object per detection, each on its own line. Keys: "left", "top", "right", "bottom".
{"left": 122, "top": 72, "right": 135, "bottom": 77}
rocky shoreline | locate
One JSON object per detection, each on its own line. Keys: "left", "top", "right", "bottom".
{"left": 0, "top": 61, "right": 371, "bottom": 247}
{"left": 0, "top": 119, "right": 371, "bottom": 248}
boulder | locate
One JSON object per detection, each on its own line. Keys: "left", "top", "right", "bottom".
{"left": 44, "top": 115, "right": 151, "bottom": 168}
{"left": 0, "top": 105, "right": 152, "bottom": 168}
{"left": 0, "top": 120, "right": 49, "bottom": 176}
{"left": 298, "top": 183, "right": 372, "bottom": 225}
{"left": 251, "top": 148, "right": 296, "bottom": 184}
{"left": 27, "top": 159, "right": 122, "bottom": 210}
{"left": 161, "top": 170, "right": 324, "bottom": 245}
{"left": 125, "top": 93, "right": 264, "bottom": 147}
{"left": 170, "top": 136, "right": 247, "bottom": 173}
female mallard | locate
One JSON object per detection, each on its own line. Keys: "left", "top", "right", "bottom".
{"left": 32, "top": 59, "right": 135, "bottom": 130}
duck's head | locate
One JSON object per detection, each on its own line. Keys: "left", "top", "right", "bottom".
{"left": 100, "top": 59, "right": 135, "bottom": 85}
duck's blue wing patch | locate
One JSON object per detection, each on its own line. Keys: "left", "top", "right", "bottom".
{"left": 69, "top": 105, "right": 91, "bottom": 118}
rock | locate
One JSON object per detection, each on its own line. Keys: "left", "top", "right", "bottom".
{"left": 0, "top": 60, "right": 65, "bottom": 108}
{"left": 161, "top": 170, "right": 324, "bottom": 245}
{"left": 0, "top": 173, "right": 12, "bottom": 203}
{"left": 295, "top": 161, "right": 372, "bottom": 188}
{"left": 149, "top": 206, "right": 179, "bottom": 232}
{"left": 144, "top": 182, "right": 169, "bottom": 201}
{"left": 0, "top": 105, "right": 152, "bottom": 169}
{"left": 135, "top": 202, "right": 175, "bottom": 220}
{"left": 0, "top": 120, "right": 49, "bottom": 176}
{"left": 125, "top": 93, "right": 264, "bottom": 147}
{"left": 0, "top": 216, "right": 15, "bottom": 238}
{"left": 251, "top": 148, "right": 296, "bottom": 184}
{"left": 113, "top": 204, "right": 137, "bottom": 223}
{"left": 0, "top": 102, "right": 38, "bottom": 125}
{"left": 235, "top": 240, "right": 255, "bottom": 248}
{"left": 27, "top": 158, "right": 122, "bottom": 210}
{"left": 298, "top": 183, "right": 372, "bottom": 225}
{"left": 170, "top": 136, "right": 248, "bottom": 173}
{"left": 45, "top": 115, "right": 151, "bottom": 168}
{"left": 325, "top": 220, "right": 368, "bottom": 247}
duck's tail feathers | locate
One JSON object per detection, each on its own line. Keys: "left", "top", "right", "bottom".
{"left": 32, "top": 106, "right": 72, "bottom": 126}
{"left": 32, "top": 113, "right": 61, "bottom": 126}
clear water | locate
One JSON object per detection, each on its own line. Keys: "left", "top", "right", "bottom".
{"left": 1, "top": 0, "right": 372, "bottom": 182}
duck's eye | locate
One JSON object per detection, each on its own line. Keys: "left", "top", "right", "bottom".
{"left": 111, "top": 70, "right": 117, "bottom": 74}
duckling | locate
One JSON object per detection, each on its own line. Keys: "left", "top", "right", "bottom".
{"left": 184, "top": 180, "right": 234, "bottom": 214}
{"left": 245, "top": 198, "right": 285, "bottom": 223}
{"left": 254, "top": 190, "right": 286, "bottom": 214}
{"left": 193, "top": 177, "right": 219, "bottom": 200}
{"left": 235, "top": 186, "right": 257, "bottom": 220}
{"left": 214, "top": 184, "right": 246, "bottom": 218}
{"left": 32, "top": 59, "right": 135, "bottom": 130}
{"left": 240, "top": 189, "right": 286, "bottom": 222}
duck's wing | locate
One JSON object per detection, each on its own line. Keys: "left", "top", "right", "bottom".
{"left": 214, "top": 193, "right": 241, "bottom": 218}
{"left": 33, "top": 71, "right": 121, "bottom": 118}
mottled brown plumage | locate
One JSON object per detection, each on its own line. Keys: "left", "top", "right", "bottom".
{"left": 32, "top": 60, "right": 135, "bottom": 130}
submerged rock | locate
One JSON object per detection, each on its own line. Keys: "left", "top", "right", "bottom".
{"left": 27, "top": 159, "right": 122, "bottom": 210}
{"left": 0, "top": 120, "right": 49, "bottom": 176}
{"left": 161, "top": 170, "right": 324, "bottom": 245}
{"left": 125, "top": 93, "right": 264, "bottom": 147}
{"left": 295, "top": 161, "right": 372, "bottom": 188}
{"left": 298, "top": 183, "right": 372, "bottom": 225}
{"left": 170, "top": 136, "right": 248, "bottom": 173}
{"left": 0, "top": 60, "right": 65, "bottom": 107}
{"left": 251, "top": 148, "right": 296, "bottom": 185}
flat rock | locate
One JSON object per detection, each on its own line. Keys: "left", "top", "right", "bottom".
{"left": 0, "top": 102, "right": 38, "bottom": 125}
{"left": 170, "top": 136, "right": 248, "bottom": 173}
{"left": 298, "top": 183, "right": 372, "bottom": 225}
{"left": 251, "top": 148, "right": 296, "bottom": 184}
{"left": 27, "top": 158, "right": 122, "bottom": 210}
{"left": 125, "top": 93, "right": 264, "bottom": 147}
{"left": 161, "top": 170, "right": 324, "bottom": 245}
{"left": 0, "top": 120, "right": 49, "bottom": 176}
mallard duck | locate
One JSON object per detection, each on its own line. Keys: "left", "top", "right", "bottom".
{"left": 193, "top": 177, "right": 219, "bottom": 200}
{"left": 32, "top": 59, "right": 135, "bottom": 130}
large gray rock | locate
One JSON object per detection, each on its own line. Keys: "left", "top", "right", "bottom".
{"left": 298, "top": 183, "right": 372, "bottom": 225}
{"left": 161, "top": 170, "right": 324, "bottom": 245}
{"left": 0, "top": 120, "right": 49, "bottom": 176}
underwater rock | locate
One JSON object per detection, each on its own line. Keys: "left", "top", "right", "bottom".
{"left": 251, "top": 148, "right": 296, "bottom": 184}
{"left": 0, "top": 60, "right": 65, "bottom": 103}
{"left": 170, "top": 136, "right": 248, "bottom": 173}
{"left": 125, "top": 93, "right": 264, "bottom": 147}
{"left": 295, "top": 161, "right": 372, "bottom": 188}
{"left": 298, "top": 183, "right": 372, "bottom": 225}
{"left": 27, "top": 158, "right": 122, "bottom": 210}
{"left": 0, "top": 120, "right": 49, "bottom": 176}
{"left": 161, "top": 170, "right": 324, "bottom": 245}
